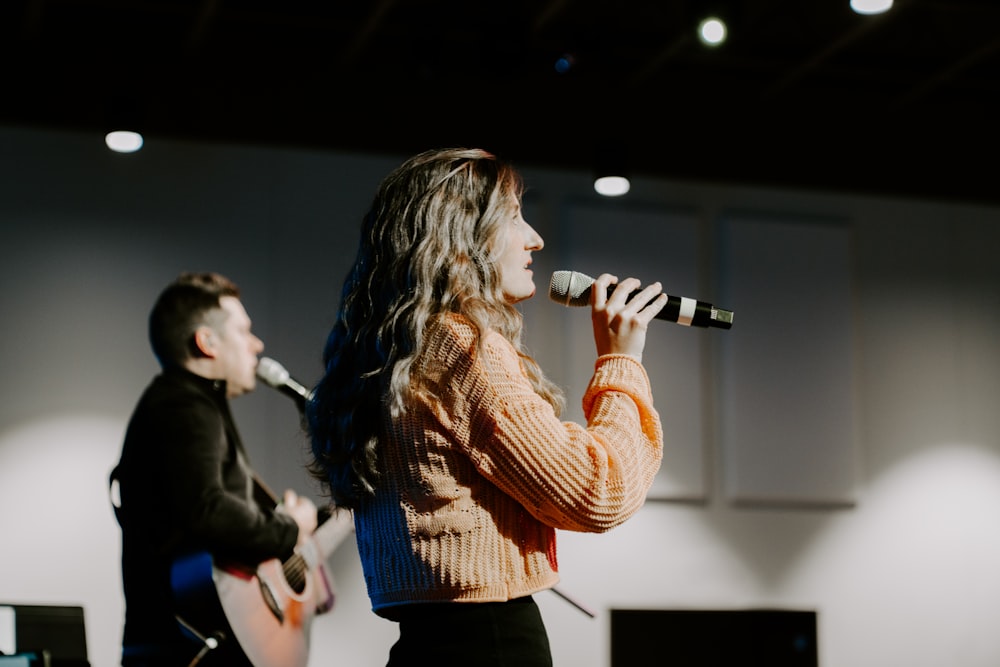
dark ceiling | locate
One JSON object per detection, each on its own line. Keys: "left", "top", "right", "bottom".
{"left": 4, "top": 0, "right": 1000, "bottom": 204}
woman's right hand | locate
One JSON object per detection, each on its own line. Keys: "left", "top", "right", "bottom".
{"left": 590, "top": 273, "right": 668, "bottom": 361}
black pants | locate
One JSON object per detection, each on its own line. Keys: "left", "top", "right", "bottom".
{"left": 386, "top": 596, "right": 553, "bottom": 667}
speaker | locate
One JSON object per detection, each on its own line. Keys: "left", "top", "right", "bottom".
{"left": 611, "top": 608, "right": 817, "bottom": 667}
{"left": 0, "top": 604, "right": 89, "bottom": 667}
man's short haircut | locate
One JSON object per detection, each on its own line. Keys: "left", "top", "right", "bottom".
{"left": 148, "top": 272, "right": 241, "bottom": 367}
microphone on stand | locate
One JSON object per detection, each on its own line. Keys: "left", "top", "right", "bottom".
{"left": 549, "top": 270, "right": 733, "bottom": 330}
{"left": 256, "top": 357, "right": 337, "bottom": 527}
{"left": 256, "top": 356, "right": 314, "bottom": 413}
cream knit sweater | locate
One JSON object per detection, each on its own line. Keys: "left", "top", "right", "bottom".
{"left": 356, "top": 314, "right": 663, "bottom": 615}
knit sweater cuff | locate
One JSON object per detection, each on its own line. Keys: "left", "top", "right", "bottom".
{"left": 583, "top": 354, "right": 653, "bottom": 416}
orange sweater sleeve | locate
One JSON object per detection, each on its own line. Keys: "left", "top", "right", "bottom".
{"left": 426, "top": 318, "right": 664, "bottom": 533}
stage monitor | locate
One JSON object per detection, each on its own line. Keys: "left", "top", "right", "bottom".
{"left": 611, "top": 608, "right": 817, "bottom": 667}
{"left": 0, "top": 604, "right": 89, "bottom": 667}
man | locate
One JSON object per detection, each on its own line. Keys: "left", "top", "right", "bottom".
{"left": 110, "top": 272, "right": 318, "bottom": 666}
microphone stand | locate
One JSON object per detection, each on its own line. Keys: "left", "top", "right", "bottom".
{"left": 550, "top": 586, "right": 597, "bottom": 618}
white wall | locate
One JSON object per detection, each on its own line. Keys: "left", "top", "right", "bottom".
{"left": 0, "top": 126, "right": 997, "bottom": 667}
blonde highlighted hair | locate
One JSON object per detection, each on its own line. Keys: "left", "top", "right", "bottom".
{"left": 308, "top": 148, "right": 563, "bottom": 507}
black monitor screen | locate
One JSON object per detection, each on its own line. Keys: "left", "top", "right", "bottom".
{"left": 611, "top": 608, "right": 817, "bottom": 667}
{"left": 3, "top": 604, "right": 89, "bottom": 667}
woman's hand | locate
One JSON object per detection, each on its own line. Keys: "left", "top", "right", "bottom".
{"left": 590, "top": 273, "right": 668, "bottom": 361}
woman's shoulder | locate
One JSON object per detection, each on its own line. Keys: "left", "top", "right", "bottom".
{"left": 436, "top": 312, "right": 512, "bottom": 353}
{"left": 438, "top": 312, "right": 476, "bottom": 340}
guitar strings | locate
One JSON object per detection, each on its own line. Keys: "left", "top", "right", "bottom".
{"left": 283, "top": 554, "right": 308, "bottom": 593}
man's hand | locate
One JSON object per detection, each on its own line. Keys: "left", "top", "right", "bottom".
{"left": 279, "top": 489, "right": 318, "bottom": 546}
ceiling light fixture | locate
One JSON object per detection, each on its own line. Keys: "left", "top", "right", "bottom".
{"left": 593, "top": 142, "right": 631, "bottom": 197}
{"left": 594, "top": 175, "right": 630, "bottom": 197}
{"left": 697, "top": 17, "right": 728, "bottom": 46}
{"left": 105, "top": 130, "right": 144, "bottom": 153}
{"left": 104, "top": 90, "right": 146, "bottom": 153}
{"left": 850, "top": 0, "right": 893, "bottom": 15}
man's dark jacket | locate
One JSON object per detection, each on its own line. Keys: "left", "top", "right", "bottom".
{"left": 111, "top": 366, "right": 298, "bottom": 661}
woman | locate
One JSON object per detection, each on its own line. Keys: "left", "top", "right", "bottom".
{"left": 307, "top": 148, "right": 667, "bottom": 666}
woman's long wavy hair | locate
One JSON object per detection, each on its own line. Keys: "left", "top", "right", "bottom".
{"left": 307, "top": 148, "right": 564, "bottom": 508}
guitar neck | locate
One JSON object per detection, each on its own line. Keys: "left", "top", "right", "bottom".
{"left": 252, "top": 474, "right": 280, "bottom": 509}
{"left": 251, "top": 472, "right": 354, "bottom": 590}
{"left": 281, "top": 508, "right": 355, "bottom": 594}
{"left": 312, "top": 510, "right": 355, "bottom": 557}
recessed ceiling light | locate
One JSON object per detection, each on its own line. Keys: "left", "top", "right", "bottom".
{"left": 850, "top": 0, "right": 893, "bottom": 15}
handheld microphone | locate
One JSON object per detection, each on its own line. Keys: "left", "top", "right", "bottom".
{"left": 256, "top": 357, "right": 314, "bottom": 411}
{"left": 549, "top": 270, "right": 733, "bottom": 329}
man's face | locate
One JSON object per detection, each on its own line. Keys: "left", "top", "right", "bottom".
{"left": 211, "top": 296, "right": 264, "bottom": 397}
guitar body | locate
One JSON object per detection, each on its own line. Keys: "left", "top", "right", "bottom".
{"left": 171, "top": 511, "right": 354, "bottom": 667}
{"left": 213, "top": 559, "right": 321, "bottom": 667}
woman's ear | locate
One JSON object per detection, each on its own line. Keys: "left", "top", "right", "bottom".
{"left": 193, "top": 325, "right": 217, "bottom": 358}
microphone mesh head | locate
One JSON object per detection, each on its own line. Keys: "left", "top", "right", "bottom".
{"left": 549, "top": 270, "right": 595, "bottom": 307}
{"left": 256, "top": 356, "right": 289, "bottom": 387}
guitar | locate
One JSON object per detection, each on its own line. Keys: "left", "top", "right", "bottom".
{"left": 170, "top": 508, "right": 354, "bottom": 667}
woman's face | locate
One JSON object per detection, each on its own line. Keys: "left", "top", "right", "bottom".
{"left": 495, "top": 200, "right": 544, "bottom": 303}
